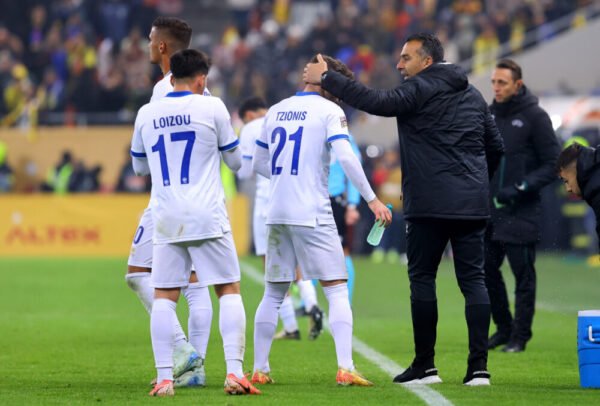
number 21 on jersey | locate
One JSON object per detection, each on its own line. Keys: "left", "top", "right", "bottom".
{"left": 271, "top": 126, "right": 303, "bottom": 176}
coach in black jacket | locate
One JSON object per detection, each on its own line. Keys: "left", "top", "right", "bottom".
{"left": 304, "top": 33, "right": 505, "bottom": 386}
{"left": 486, "top": 60, "right": 560, "bottom": 353}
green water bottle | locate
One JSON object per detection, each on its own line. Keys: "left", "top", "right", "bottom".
{"left": 366, "top": 204, "right": 393, "bottom": 246}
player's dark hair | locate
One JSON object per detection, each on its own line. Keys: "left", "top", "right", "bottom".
{"left": 310, "top": 54, "right": 354, "bottom": 80}
{"left": 406, "top": 33, "right": 444, "bottom": 63}
{"left": 238, "top": 96, "right": 268, "bottom": 119}
{"left": 496, "top": 59, "right": 523, "bottom": 81}
{"left": 557, "top": 143, "right": 583, "bottom": 172}
{"left": 170, "top": 49, "right": 211, "bottom": 79}
{"left": 152, "top": 16, "right": 192, "bottom": 51}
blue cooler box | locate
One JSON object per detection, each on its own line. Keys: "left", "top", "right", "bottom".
{"left": 578, "top": 310, "right": 600, "bottom": 388}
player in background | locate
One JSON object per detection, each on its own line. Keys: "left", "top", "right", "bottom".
{"left": 237, "top": 96, "right": 323, "bottom": 341}
{"left": 125, "top": 17, "right": 211, "bottom": 388}
{"left": 131, "top": 49, "right": 260, "bottom": 397}
{"left": 250, "top": 55, "right": 391, "bottom": 386}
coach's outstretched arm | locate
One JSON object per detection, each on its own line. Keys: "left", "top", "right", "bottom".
{"left": 304, "top": 54, "right": 417, "bottom": 118}
{"left": 331, "top": 139, "right": 391, "bottom": 226}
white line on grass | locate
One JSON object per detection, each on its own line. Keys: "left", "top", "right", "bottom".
{"left": 239, "top": 261, "right": 454, "bottom": 406}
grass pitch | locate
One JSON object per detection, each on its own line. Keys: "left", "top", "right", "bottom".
{"left": 1, "top": 254, "right": 599, "bottom": 405}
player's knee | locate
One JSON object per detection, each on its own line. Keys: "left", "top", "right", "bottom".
{"left": 320, "top": 279, "right": 346, "bottom": 288}
{"left": 127, "top": 265, "right": 151, "bottom": 274}
{"left": 214, "top": 282, "right": 241, "bottom": 298}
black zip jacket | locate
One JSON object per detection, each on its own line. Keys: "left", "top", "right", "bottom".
{"left": 577, "top": 145, "right": 600, "bottom": 252}
{"left": 488, "top": 86, "right": 560, "bottom": 243}
{"left": 321, "top": 63, "right": 504, "bottom": 219}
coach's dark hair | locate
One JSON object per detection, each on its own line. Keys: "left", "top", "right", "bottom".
{"left": 152, "top": 17, "right": 192, "bottom": 50}
{"left": 170, "top": 49, "right": 211, "bottom": 79}
{"left": 406, "top": 33, "right": 444, "bottom": 63}
{"left": 310, "top": 54, "right": 354, "bottom": 80}
{"left": 239, "top": 97, "right": 268, "bottom": 119}
{"left": 557, "top": 143, "right": 583, "bottom": 172}
{"left": 496, "top": 59, "right": 522, "bottom": 81}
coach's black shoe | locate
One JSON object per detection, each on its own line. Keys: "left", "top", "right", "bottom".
{"left": 488, "top": 331, "right": 510, "bottom": 349}
{"left": 393, "top": 363, "right": 442, "bottom": 384}
{"left": 501, "top": 340, "right": 526, "bottom": 353}
{"left": 463, "top": 368, "right": 491, "bottom": 386}
{"left": 308, "top": 305, "right": 323, "bottom": 340}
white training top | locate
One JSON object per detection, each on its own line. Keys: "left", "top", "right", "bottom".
{"left": 150, "top": 71, "right": 212, "bottom": 102}
{"left": 239, "top": 116, "right": 270, "bottom": 203}
{"left": 256, "top": 91, "right": 352, "bottom": 227}
{"left": 150, "top": 72, "right": 173, "bottom": 102}
{"left": 131, "top": 91, "right": 239, "bottom": 243}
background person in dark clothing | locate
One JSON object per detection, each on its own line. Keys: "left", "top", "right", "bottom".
{"left": 558, "top": 143, "right": 600, "bottom": 252}
{"left": 304, "top": 33, "right": 504, "bottom": 386}
{"left": 486, "top": 60, "right": 560, "bottom": 353}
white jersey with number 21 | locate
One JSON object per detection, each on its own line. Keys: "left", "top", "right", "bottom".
{"left": 257, "top": 91, "right": 351, "bottom": 227}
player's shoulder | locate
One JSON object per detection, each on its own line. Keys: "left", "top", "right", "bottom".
{"left": 136, "top": 101, "right": 155, "bottom": 120}
{"left": 239, "top": 116, "right": 263, "bottom": 140}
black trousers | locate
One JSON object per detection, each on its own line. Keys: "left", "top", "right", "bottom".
{"left": 407, "top": 218, "right": 490, "bottom": 370}
{"left": 484, "top": 236, "right": 536, "bottom": 343}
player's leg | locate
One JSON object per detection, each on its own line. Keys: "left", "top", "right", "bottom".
{"left": 294, "top": 223, "right": 371, "bottom": 386}
{"left": 275, "top": 293, "right": 300, "bottom": 339}
{"left": 296, "top": 272, "right": 323, "bottom": 340}
{"left": 189, "top": 233, "right": 260, "bottom": 395}
{"left": 126, "top": 209, "right": 155, "bottom": 314}
{"left": 126, "top": 210, "right": 196, "bottom": 383}
{"left": 149, "top": 242, "right": 192, "bottom": 397}
{"left": 252, "top": 225, "right": 296, "bottom": 384}
{"left": 183, "top": 273, "right": 212, "bottom": 358}
{"left": 176, "top": 271, "right": 210, "bottom": 387}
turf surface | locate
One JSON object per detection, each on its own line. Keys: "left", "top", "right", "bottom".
{"left": 1, "top": 254, "right": 599, "bottom": 404}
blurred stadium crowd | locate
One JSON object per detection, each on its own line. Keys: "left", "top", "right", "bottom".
{"left": 0, "top": 0, "right": 597, "bottom": 127}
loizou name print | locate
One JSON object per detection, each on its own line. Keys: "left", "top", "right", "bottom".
{"left": 276, "top": 111, "right": 307, "bottom": 121}
{"left": 153, "top": 114, "right": 191, "bottom": 129}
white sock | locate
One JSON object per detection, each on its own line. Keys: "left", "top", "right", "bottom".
{"left": 323, "top": 284, "right": 354, "bottom": 370}
{"left": 125, "top": 272, "right": 154, "bottom": 314}
{"left": 183, "top": 282, "right": 212, "bottom": 358}
{"left": 151, "top": 298, "right": 177, "bottom": 381}
{"left": 297, "top": 279, "right": 318, "bottom": 312}
{"left": 126, "top": 272, "right": 188, "bottom": 349}
{"left": 279, "top": 295, "right": 298, "bottom": 333}
{"left": 253, "top": 282, "right": 290, "bottom": 372}
{"left": 219, "top": 294, "right": 246, "bottom": 378}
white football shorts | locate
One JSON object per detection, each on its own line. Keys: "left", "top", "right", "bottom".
{"left": 127, "top": 207, "right": 153, "bottom": 268}
{"left": 253, "top": 197, "right": 268, "bottom": 256}
{"left": 265, "top": 223, "right": 347, "bottom": 283}
{"left": 151, "top": 232, "right": 240, "bottom": 288}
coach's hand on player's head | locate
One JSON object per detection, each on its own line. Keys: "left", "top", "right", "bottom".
{"left": 368, "top": 198, "right": 392, "bottom": 227}
{"left": 303, "top": 53, "right": 328, "bottom": 85}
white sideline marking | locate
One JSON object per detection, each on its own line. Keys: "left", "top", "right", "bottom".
{"left": 240, "top": 261, "right": 454, "bottom": 406}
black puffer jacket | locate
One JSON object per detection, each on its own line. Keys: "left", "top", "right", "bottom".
{"left": 322, "top": 63, "right": 504, "bottom": 219}
{"left": 577, "top": 145, "right": 600, "bottom": 251}
{"left": 488, "top": 86, "right": 560, "bottom": 244}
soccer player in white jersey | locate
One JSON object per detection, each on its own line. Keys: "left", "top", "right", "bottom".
{"left": 238, "top": 96, "right": 324, "bottom": 341}
{"left": 131, "top": 49, "right": 260, "bottom": 397}
{"left": 125, "top": 17, "right": 212, "bottom": 388}
{"left": 250, "top": 55, "right": 392, "bottom": 386}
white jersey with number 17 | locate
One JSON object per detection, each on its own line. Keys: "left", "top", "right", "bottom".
{"left": 131, "top": 91, "right": 239, "bottom": 243}
{"left": 257, "top": 91, "right": 351, "bottom": 227}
